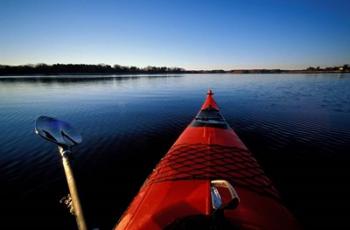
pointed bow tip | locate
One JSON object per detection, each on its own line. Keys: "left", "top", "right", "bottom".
{"left": 201, "top": 89, "right": 219, "bottom": 111}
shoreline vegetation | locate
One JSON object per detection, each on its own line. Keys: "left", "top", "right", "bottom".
{"left": 0, "top": 63, "right": 349, "bottom": 76}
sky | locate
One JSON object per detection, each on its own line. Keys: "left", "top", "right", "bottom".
{"left": 0, "top": 0, "right": 349, "bottom": 70}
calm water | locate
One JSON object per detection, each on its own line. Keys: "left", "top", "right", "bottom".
{"left": 1, "top": 73, "right": 350, "bottom": 229}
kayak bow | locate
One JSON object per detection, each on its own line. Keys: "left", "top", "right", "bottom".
{"left": 115, "top": 90, "right": 300, "bottom": 230}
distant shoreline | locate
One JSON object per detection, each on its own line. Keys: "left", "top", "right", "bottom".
{"left": 1, "top": 64, "right": 349, "bottom": 76}
{"left": 0, "top": 71, "right": 349, "bottom": 77}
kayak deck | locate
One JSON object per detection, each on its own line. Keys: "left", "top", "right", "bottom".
{"left": 143, "top": 143, "right": 279, "bottom": 199}
{"left": 115, "top": 90, "right": 299, "bottom": 230}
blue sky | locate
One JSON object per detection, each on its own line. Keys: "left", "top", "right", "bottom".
{"left": 0, "top": 0, "right": 349, "bottom": 70}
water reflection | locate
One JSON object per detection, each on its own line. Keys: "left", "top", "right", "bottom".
{"left": 0, "top": 73, "right": 350, "bottom": 229}
{"left": 0, "top": 74, "right": 184, "bottom": 84}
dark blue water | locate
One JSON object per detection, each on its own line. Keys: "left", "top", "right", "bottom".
{"left": 1, "top": 74, "right": 350, "bottom": 229}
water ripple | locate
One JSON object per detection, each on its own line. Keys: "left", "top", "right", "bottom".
{"left": 1, "top": 73, "right": 350, "bottom": 229}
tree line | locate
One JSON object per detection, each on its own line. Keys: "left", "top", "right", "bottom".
{"left": 0, "top": 63, "right": 349, "bottom": 75}
{"left": 0, "top": 64, "right": 187, "bottom": 75}
{"left": 306, "top": 64, "right": 349, "bottom": 72}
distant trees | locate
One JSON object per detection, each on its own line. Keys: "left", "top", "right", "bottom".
{"left": 0, "top": 64, "right": 187, "bottom": 75}
{"left": 306, "top": 65, "right": 350, "bottom": 72}
{"left": 0, "top": 63, "right": 349, "bottom": 75}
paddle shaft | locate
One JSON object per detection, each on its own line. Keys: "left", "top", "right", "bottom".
{"left": 59, "top": 147, "right": 87, "bottom": 230}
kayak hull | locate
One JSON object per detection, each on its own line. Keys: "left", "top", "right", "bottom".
{"left": 115, "top": 90, "right": 300, "bottom": 229}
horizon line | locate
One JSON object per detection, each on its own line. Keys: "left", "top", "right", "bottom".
{"left": 1, "top": 63, "right": 349, "bottom": 71}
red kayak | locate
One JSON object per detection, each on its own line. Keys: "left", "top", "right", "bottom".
{"left": 115, "top": 90, "right": 300, "bottom": 230}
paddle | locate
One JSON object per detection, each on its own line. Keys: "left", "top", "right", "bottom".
{"left": 35, "top": 116, "right": 87, "bottom": 230}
